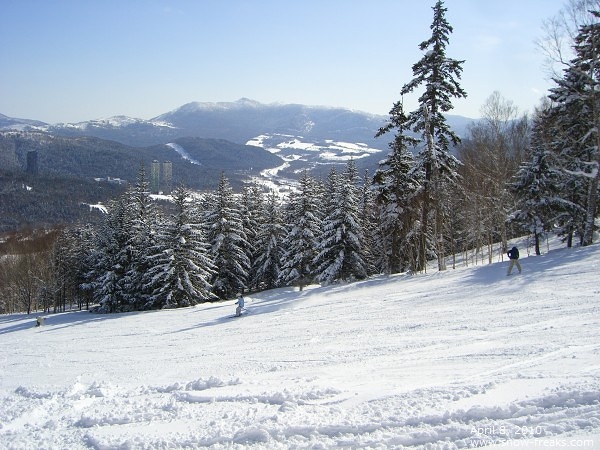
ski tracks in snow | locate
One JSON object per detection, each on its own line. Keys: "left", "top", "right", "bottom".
{"left": 2, "top": 241, "right": 600, "bottom": 448}
{"left": 1, "top": 376, "right": 599, "bottom": 449}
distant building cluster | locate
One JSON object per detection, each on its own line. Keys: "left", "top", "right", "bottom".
{"left": 93, "top": 176, "right": 127, "bottom": 185}
{"left": 150, "top": 160, "right": 173, "bottom": 194}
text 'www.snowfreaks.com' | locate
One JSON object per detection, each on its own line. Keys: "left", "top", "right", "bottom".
{"left": 470, "top": 425, "right": 595, "bottom": 448}
{"left": 470, "top": 438, "right": 595, "bottom": 448}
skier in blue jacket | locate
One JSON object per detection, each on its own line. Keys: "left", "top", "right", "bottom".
{"left": 507, "top": 246, "right": 522, "bottom": 275}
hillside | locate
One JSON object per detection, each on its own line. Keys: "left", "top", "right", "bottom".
{"left": 0, "top": 131, "right": 282, "bottom": 231}
{"left": 152, "top": 98, "right": 389, "bottom": 149}
{"left": 0, "top": 113, "right": 46, "bottom": 130}
{"left": 0, "top": 170, "right": 125, "bottom": 232}
{"left": 0, "top": 132, "right": 281, "bottom": 187}
{"left": 1, "top": 240, "right": 599, "bottom": 449}
{"left": 0, "top": 100, "right": 477, "bottom": 232}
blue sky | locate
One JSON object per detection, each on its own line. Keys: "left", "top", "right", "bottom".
{"left": 1, "top": 0, "right": 565, "bottom": 123}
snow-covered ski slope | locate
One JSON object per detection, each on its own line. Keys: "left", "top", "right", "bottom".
{"left": 1, "top": 242, "right": 599, "bottom": 449}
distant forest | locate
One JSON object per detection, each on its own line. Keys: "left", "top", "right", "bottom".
{"left": 0, "top": 132, "right": 281, "bottom": 232}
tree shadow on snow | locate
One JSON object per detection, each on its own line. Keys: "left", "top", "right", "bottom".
{"left": 0, "top": 309, "right": 143, "bottom": 335}
{"left": 464, "top": 244, "right": 592, "bottom": 285}
{"left": 188, "top": 286, "right": 315, "bottom": 330}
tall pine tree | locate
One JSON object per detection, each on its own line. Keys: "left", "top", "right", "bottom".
{"left": 398, "top": 0, "right": 466, "bottom": 270}
{"left": 549, "top": 12, "right": 600, "bottom": 246}
{"left": 124, "top": 163, "right": 158, "bottom": 310}
{"left": 374, "top": 102, "right": 421, "bottom": 273}
{"left": 510, "top": 115, "right": 562, "bottom": 256}
{"left": 241, "top": 183, "right": 264, "bottom": 291}
{"left": 279, "top": 171, "right": 321, "bottom": 290}
{"left": 205, "top": 173, "right": 250, "bottom": 299}
{"left": 252, "top": 190, "right": 286, "bottom": 290}
{"left": 86, "top": 195, "right": 133, "bottom": 313}
{"left": 144, "top": 185, "right": 216, "bottom": 308}
{"left": 313, "top": 161, "right": 367, "bottom": 284}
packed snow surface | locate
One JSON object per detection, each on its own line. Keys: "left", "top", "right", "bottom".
{"left": 1, "top": 241, "right": 600, "bottom": 449}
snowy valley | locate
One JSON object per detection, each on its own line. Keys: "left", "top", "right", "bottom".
{"left": 246, "top": 133, "right": 383, "bottom": 193}
{"left": 1, "top": 239, "right": 599, "bottom": 449}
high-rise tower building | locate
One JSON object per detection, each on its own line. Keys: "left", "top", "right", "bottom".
{"left": 150, "top": 160, "right": 160, "bottom": 194}
{"left": 162, "top": 161, "right": 173, "bottom": 194}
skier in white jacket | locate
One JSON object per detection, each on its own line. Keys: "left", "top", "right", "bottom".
{"left": 235, "top": 296, "right": 245, "bottom": 317}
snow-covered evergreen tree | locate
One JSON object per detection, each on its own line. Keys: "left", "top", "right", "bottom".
{"left": 252, "top": 190, "right": 286, "bottom": 290}
{"left": 86, "top": 195, "right": 133, "bottom": 313}
{"left": 530, "top": 104, "right": 587, "bottom": 247}
{"left": 241, "top": 183, "right": 263, "bottom": 291}
{"left": 401, "top": 1, "right": 467, "bottom": 155}
{"left": 548, "top": 12, "right": 600, "bottom": 246}
{"left": 313, "top": 160, "right": 367, "bottom": 284}
{"left": 144, "top": 185, "right": 216, "bottom": 308}
{"left": 358, "top": 169, "right": 378, "bottom": 276}
{"left": 69, "top": 224, "right": 97, "bottom": 310}
{"left": 278, "top": 170, "right": 321, "bottom": 290}
{"left": 373, "top": 103, "right": 421, "bottom": 273}
{"left": 123, "top": 164, "right": 158, "bottom": 310}
{"left": 392, "top": 0, "right": 466, "bottom": 270}
{"left": 205, "top": 173, "right": 250, "bottom": 299}
{"left": 510, "top": 117, "right": 562, "bottom": 255}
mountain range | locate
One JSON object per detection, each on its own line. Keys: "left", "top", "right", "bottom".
{"left": 0, "top": 99, "right": 476, "bottom": 232}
